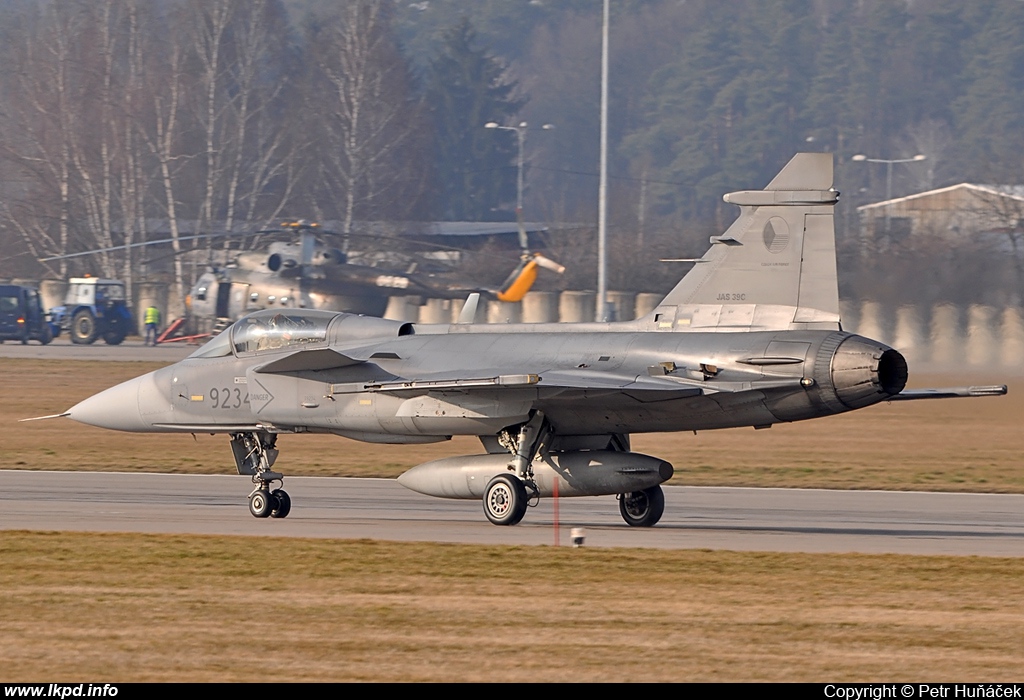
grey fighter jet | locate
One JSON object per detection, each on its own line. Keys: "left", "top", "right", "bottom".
{"left": 47, "top": 154, "right": 1006, "bottom": 526}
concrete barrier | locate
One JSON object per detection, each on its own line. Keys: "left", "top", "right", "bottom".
{"left": 893, "top": 305, "right": 926, "bottom": 363}
{"left": 606, "top": 291, "right": 637, "bottom": 322}
{"left": 166, "top": 285, "right": 185, "bottom": 325}
{"left": 136, "top": 282, "right": 169, "bottom": 337}
{"left": 419, "top": 298, "right": 453, "bottom": 324}
{"left": 929, "top": 304, "right": 962, "bottom": 367}
{"left": 635, "top": 293, "right": 661, "bottom": 320}
{"left": 1000, "top": 307, "right": 1024, "bottom": 369}
{"left": 559, "top": 291, "right": 595, "bottom": 323}
{"left": 966, "top": 305, "right": 997, "bottom": 367}
{"left": 855, "top": 301, "right": 888, "bottom": 346}
{"left": 521, "top": 292, "right": 559, "bottom": 323}
{"left": 404, "top": 293, "right": 1022, "bottom": 368}
{"left": 383, "top": 295, "right": 420, "bottom": 322}
{"left": 487, "top": 300, "right": 522, "bottom": 324}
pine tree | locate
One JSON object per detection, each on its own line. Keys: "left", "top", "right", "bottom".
{"left": 953, "top": 0, "right": 1024, "bottom": 181}
{"left": 423, "top": 17, "right": 525, "bottom": 221}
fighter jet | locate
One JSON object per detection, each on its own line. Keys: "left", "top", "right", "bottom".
{"left": 44, "top": 153, "right": 1006, "bottom": 526}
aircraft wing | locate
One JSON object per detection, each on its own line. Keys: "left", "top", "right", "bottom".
{"left": 887, "top": 385, "right": 1008, "bottom": 401}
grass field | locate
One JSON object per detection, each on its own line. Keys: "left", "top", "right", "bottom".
{"left": 6, "top": 358, "right": 1021, "bottom": 492}
{"left": 3, "top": 532, "right": 1024, "bottom": 682}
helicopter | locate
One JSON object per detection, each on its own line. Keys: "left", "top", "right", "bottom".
{"left": 184, "top": 220, "right": 565, "bottom": 334}
{"left": 38, "top": 219, "right": 564, "bottom": 337}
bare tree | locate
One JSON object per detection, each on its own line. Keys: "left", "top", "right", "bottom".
{"left": 306, "top": 0, "right": 430, "bottom": 234}
{"left": 202, "top": 0, "right": 299, "bottom": 234}
{"left": 135, "top": 4, "right": 191, "bottom": 308}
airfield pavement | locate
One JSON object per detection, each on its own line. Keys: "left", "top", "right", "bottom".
{"left": 4, "top": 471, "right": 1024, "bottom": 555}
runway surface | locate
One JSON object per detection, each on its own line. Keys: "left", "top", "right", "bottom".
{"left": 0, "top": 336, "right": 193, "bottom": 362}
{"left": 3, "top": 470, "right": 1024, "bottom": 556}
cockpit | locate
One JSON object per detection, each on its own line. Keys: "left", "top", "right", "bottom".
{"left": 187, "top": 309, "right": 338, "bottom": 359}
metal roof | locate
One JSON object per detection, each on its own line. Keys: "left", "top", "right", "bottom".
{"left": 857, "top": 183, "right": 1024, "bottom": 211}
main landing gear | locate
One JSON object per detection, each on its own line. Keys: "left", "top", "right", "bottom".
{"left": 485, "top": 412, "right": 547, "bottom": 526}
{"left": 231, "top": 431, "right": 291, "bottom": 519}
{"left": 248, "top": 484, "right": 291, "bottom": 519}
{"left": 487, "top": 416, "right": 666, "bottom": 528}
{"left": 617, "top": 485, "right": 665, "bottom": 527}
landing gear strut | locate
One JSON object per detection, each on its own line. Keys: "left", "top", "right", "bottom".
{"left": 231, "top": 431, "right": 291, "bottom": 519}
{"left": 486, "top": 412, "right": 548, "bottom": 526}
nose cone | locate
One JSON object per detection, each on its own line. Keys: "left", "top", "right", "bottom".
{"left": 68, "top": 371, "right": 164, "bottom": 432}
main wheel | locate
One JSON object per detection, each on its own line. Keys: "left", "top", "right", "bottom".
{"left": 619, "top": 485, "right": 665, "bottom": 527}
{"left": 38, "top": 324, "right": 53, "bottom": 345}
{"left": 483, "top": 474, "right": 528, "bottom": 526}
{"left": 270, "top": 489, "right": 291, "bottom": 519}
{"left": 249, "top": 489, "right": 274, "bottom": 518}
{"left": 71, "top": 310, "right": 98, "bottom": 344}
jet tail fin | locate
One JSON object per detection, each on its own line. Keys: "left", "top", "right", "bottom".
{"left": 649, "top": 153, "right": 840, "bottom": 332}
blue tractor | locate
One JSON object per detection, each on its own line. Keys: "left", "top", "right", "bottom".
{"left": 50, "top": 278, "right": 134, "bottom": 345}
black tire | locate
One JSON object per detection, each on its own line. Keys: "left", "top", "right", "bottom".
{"left": 103, "top": 329, "right": 126, "bottom": 345}
{"left": 249, "top": 489, "right": 274, "bottom": 518}
{"left": 37, "top": 324, "right": 53, "bottom": 345}
{"left": 483, "top": 474, "right": 528, "bottom": 526}
{"left": 270, "top": 489, "right": 291, "bottom": 519}
{"left": 71, "top": 310, "right": 98, "bottom": 344}
{"left": 618, "top": 485, "right": 665, "bottom": 527}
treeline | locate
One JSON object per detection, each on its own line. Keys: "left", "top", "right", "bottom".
{"left": 0, "top": 0, "right": 520, "bottom": 302}
{"left": 2, "top": 0, "right": 1022, "bottom": 304}
{"left": 390, "top": 0, "right": 1024, "bottom": 301}
{"left": 406, "top": 0, "right": 1024, "bottom": 227}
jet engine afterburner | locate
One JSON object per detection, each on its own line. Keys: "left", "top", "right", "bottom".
{"left": 812, "top": 333, "right": 908, "bottom": 412}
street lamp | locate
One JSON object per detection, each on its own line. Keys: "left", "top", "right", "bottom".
{"left": 485, "top": 121, "right": 554, "bottom": 250}
{"left": 851, "top": 153, "right": 927, "bottom": 234}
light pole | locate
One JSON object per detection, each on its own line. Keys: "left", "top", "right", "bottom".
{"left": 485, "top": 121, "right": 553, "bottom": 251}
{"left": 597, "top": 0, "right": 609, "bottom": 322}
{"left": 851, "top": 153, "right": 927, "bottom": 234}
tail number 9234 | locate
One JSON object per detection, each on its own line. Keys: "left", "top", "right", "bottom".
{"left": 209, "top": 387, "right": 249, "bottom": 410}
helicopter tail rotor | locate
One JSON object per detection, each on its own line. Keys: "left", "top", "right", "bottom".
{"left": 495, "top": 252, "right": 564, "bottom": 303}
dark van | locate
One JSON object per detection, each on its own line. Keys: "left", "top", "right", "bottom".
{"left": 0, "top": 285, "right": 55, "bottom": 344}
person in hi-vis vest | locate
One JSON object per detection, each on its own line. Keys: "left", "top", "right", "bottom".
{"left": 144, "top": 305, "right": 160, "bottom": 346}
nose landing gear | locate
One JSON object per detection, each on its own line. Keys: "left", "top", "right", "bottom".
{"left": 232, "top": 431, "right": 292, "bottom": 519}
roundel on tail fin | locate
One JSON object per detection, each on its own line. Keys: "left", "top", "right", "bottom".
{"left": 763, "top": 217, "right": 790, "bottom": 254}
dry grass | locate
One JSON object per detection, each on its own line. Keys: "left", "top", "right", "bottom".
{"left": 6, "top": 358, "right": 1020, "bottom": 492}
{"left": 2, "top": 531, "right": 1023, "bottom": 682}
